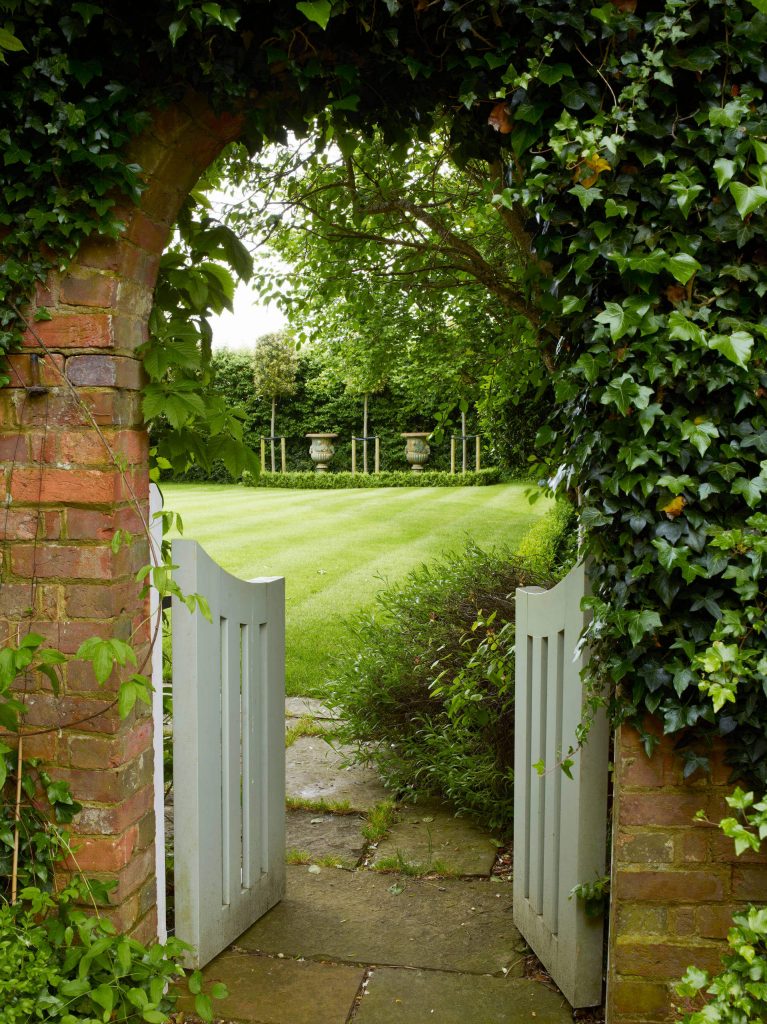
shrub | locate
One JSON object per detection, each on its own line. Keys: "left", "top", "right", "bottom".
{"left": 327, "top": 501, "right": 577, "bottom": 831}
{"left": 241, "top": 467, "right": 501, "bottom": 489}
{"left": 515, "top": 498, "right": 577, "bottom": 579}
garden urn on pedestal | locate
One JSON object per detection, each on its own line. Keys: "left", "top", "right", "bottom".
{"left": 401, "top": 432, "right": 431, "bottom": 473}
{"left": 306, "top": 433, "right": 338, "bottom": 472}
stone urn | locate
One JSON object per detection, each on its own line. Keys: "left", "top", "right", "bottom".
{"left": 306, "top": 433, "right": 338, "bottom": 472}
{"left": 401, "top": 432, "right": 431, "bottom": 473}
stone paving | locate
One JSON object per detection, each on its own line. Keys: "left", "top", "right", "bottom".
{"left": 181, "top": 701, "right": 573, "bottom": 1024}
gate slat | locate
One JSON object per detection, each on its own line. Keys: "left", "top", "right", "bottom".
{"left": 172, "top": 539, "right": 285, "bottom": 968}
{"left": 513, "top": 562, "right": 609, "bottom": 1009}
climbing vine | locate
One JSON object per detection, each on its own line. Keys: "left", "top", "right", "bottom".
{"left": 1, "top": 1, "right": 766, "bottom": 778}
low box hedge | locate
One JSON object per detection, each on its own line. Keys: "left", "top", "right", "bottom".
{"left": 242, "top": 467, "right": 502, "bottom": 489}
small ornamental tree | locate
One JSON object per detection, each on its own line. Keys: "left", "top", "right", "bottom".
{"left": 252, "top": 330, "right": 298, "bottom": 471}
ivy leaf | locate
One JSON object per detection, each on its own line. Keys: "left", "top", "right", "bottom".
{"left": 627, "top": 610, "right": 663, "bottom": 645}
{"left": 681, "top": 419, "right": 718, "bottom": 456}
{"left": 713, "top": 158, "right": 736, "bottom": 189}
{"left": 729, "top": 182, "right": 767, "bottom": 219}
{"left": 665, "top": 253, "right": 701, "bottom": 285}
{"left": 732, "top": 475, "right": 767, "bottom": 508}
{"left": 709, "top": 331, "right": 753, "bottom": 369}
{"left": 296, "top": 1, "right": 333, "bottom": 29}
{"left": 0, "top": 28, "right": 26, "bottom": 57}
{"left": 600, "top": 373, "right": 653, "bottom": 415}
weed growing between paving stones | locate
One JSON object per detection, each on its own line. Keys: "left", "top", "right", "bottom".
{"left": 285, "top": 716, "right": 329, "bottom": 748}
{"left": 361, "top": 801, "right": 399, "bottom": 843}
{"left": 285, "top": 796, "right": 355, "bottom": 815}
{"left": 372, "top": 853, "right": 459, "bottom": 878}
{"left": 285, "top": 849, "right": 351, "bottom": 869}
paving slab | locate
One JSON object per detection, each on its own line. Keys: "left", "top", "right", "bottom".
{"left": 178, "top": 950, "right": 364, "bottom": 1024}
{"left": 372, "top": 799, "right": 498, "bottom": 876}
{"left": 353, "top": 967, "right": 570, "bottom": 1024}
{"left": 238, "top": 865, "right": 523, "bottom": 976}
{"left": 286, "top": 736, "right": 390, "bottom": 811}
{"left": 285, "top": 696, "right": 336, "bottom": 720}
{"left": 286, "top": 809, "right": 367, "bottom": 866}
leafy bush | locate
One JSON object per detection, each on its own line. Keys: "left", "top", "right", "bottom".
{"left": 515, "top": 498, "right": 578, "bottom": 578}
{"left": 328, "top": 502, "right": 576, "bottom": 831}
{"left": 329, "top": 557, "right": 534, "bottom": 830}
{"left": 676, "top": 789, "right": 767, "bottom": 1023}
{"left": 0, "top": 877, "right": 223, "bottom": 1024}
{"left": 241, "top": 467, "right": 501, "bottom": 489}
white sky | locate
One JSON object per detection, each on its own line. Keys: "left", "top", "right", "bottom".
{"left": 209, "top": 280, "right": 286, "bottom": 351}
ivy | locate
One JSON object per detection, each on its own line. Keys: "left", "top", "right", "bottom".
{"left": 0, "top": 0, "right": 766, "bottom": 779}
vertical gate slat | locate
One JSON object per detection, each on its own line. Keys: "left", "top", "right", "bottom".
{"left": 513, "top": 562, "right": 609, "bottom": 1009}
{"left": 172, "top": 540, "right": 285, "bottom": 968}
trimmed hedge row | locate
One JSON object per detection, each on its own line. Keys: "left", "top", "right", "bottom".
{"left": 242, "top": 467, "right": 502, "bottom": 489}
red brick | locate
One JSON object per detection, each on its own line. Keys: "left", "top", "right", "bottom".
{"left": 66, "top": 355, "right": 143, "bottom": 390}
{"left": 26, "top": 432, "right": 58, "bottom": 463}
{"left": 614, "top": 940, "right": 726, "bottom": 979}
{"left": 66, "top": 825, "right": 139, "bottom": 871}
{"left": 75, "top": 783, "right": 154, "bottom": 835}
{"left": 130, "top": 907, "right": 158, "bottom": 945}
{"left": 610, "top": 978, "right": 671, "bottom": 1015}
{"left": 620, "top": 793, "right": 710, "bottom": 828}
{"left": 69, "top": 718, "right": 153, "bottom": 769}
{"left": 0, "top": 509, "right": 41, "bottom": 541}
{"left": 76, "top": 236, "right": 121, "bottom": 273}
{"left": 35, "top": 279, "right": 57, "bottom": 307}
{"left": 0, "top": 583, "right": 36, "bottom": 618}
{"left": 6, "top": 353, "right": 65, "bottom": 388}
{"left": 676, "top": 831, "right": 708, "bottom": 863}
{"left": 0, "top": 433, "right": 26, "bottom": 460}
{"left": 21, "top": 693, "right": 120, "bottom": 734}
{"left": 670, "top": 906, "right": 697, "bottom": 936}
{"left": 126, "top": 212, "right": 170, "bottom": 253}
{"left": 10, "top": 466, "right": 120, "bottom": 504}
{"left": 55, "top": 752, "right": 152, "bottom": 804}
{"left": 110, "top": 842, "right": 156, "bottom": 902}
{"left": 23, "top": 314, "right": 113, "bottom": 350}
{"left": 12, "top": 543, "right": 112, "bottom": 580}
{"left": 616, "top": 869, "right": 724, "bottom": 903}
{"left": 65, "top": 581, "right": 139, "bottom": 618}
{"left": 60, "top": 273, "right": 117, "bottom": 308}
{"left": 732, "top": 863, "right": 767, "bottom": 902}
{"left": 81, "top": 389, "right": 142, "bottom": 427}
{"left": 617, "top": 831, "right": 674, "bottom": 864}
{"left": 697, "top": 903, "right": 738, "bottom": 940}
{"left": 112, "top": 314, "right": 148, "bottom": 351}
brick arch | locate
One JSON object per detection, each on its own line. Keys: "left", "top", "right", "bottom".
{"left": 1, "top": 93, "right": 243, "bottom": 939}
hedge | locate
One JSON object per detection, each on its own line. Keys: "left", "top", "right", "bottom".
{"left": 241, "top": 468, "right": 502, "bottom": 489}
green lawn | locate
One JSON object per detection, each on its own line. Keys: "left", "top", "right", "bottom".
{"left": 162, "top": 482, "right": 549, "bottom": 696}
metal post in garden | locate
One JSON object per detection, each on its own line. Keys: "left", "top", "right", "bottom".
{"left": 260, "top": 437, "right": 266, "bottom": 474}
{"left": 450, "top": 437, "right": 456, "bottom": 474}
{"left": 475, "top": 435, "right": 481, "bottom": 472}
{"left": 351, "top": 436, "right": 357, "bottom": 474}
{"left": 374, "top": 436, "right": 380, "bottom": 474}
{"left": 280, "top": 436, "right": 286, "bottom": 473}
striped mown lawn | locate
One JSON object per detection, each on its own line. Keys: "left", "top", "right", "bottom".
{"left": 162, "top": 482, "right": 550, "bottom": 695}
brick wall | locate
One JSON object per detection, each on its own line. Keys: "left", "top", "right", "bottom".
{"left": 607, "top": 719, "right": 767, "bottom": 1022}
{"left": 0, "top": 93, "right": 242, "bottom": 939}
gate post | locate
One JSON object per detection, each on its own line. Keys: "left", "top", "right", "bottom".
{"left": 0, "top": 94, "right": 243, "bottom": 939}
{"left": 606, "top": 721, "right": 767, "bottom": 1022}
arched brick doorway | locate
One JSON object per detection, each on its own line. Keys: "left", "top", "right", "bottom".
{"left": 3, "top": 92, "right": 241, "bottom": 940}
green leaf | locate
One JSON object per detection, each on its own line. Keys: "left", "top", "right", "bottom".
{"left": 729, "top": 181, "right": 767, "bottom": 219}
{"left": 600, "top": 374, "right": 653, "bottom": 416}
{"left": 296, "top": 1, "right": 332, "bottom": 29}
{"left": 627, "top": 610, "right": 663, "bottom": 645}
{"left": 0, "top": 28, "right": 26, "bottom": 53}
{"left": 665, "top": 253, "right": 701, "bottom": 285}
{"left": 188, "top": 971, "right": 203, "bottom": 996}
{"left": 713, "top": 158, "right": 736, "bottom": 189}
{"left": 709, "top": 331, "right": 753, "bottom": 369}
{"left": 195, "top": 993, "right": 214, "bottom": 1022}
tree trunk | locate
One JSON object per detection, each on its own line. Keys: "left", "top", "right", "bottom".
{"left": 270, "top": 396, "right": 276, "bottom": 473}
{"left": 363, "top": 392, "right": 369, "bottom": 474}
{"left": 461, "top": 409, "right": 467, "bottom": 474}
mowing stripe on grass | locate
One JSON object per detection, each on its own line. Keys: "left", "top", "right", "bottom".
{"left": 162, "top": 482, "right": 549, "bottom": 695}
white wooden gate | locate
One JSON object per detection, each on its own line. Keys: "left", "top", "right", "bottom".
{"left": 513, "top": 562, "right": 609, "bottom": 1008}
{"left": 171, "top": 539, "right": 286, "bottom": 968}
